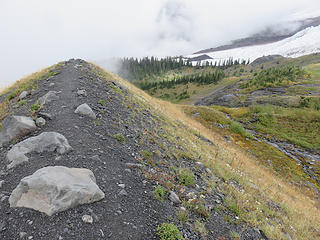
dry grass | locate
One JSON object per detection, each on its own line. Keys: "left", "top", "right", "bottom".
{"left": 0, "top": 101, "right": 12, "bottom": 122}
{"left": 0, "top": 64, "right": 62, "bottom": 122}
{"left": 0, "top": 66, "right": 54, "bottom": 96}
{"left": 86, "top": 64, "right": 320, "bottom": 239}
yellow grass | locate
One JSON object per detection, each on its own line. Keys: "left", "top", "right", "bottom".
{"left": 0, "top": 64, "right": 63, "bottom": 121}
{"left": 0, "top": 67, "right": 53, "bottom": 96}
{"left": 93, "top": 64, "right": 320, "bottom": 239}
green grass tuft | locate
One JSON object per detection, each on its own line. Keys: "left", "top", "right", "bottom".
{"left": 156, "top": 223, "right": 184, "bottom": 240}
{"left": 153, "top": 185, "right": 166, "bottom": 202}
{"left": 177, "top": 168, "right": 195, "bottom": 187}
{"left": 113, "top": 133, "right": 126, "bottom": 143}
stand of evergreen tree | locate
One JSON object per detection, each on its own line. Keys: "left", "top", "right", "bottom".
{"left": 118, "top": 56, "right": 191, "bottom": 81}
{"left": 117, "top": 56, "right": 247, "bottom": 82}
{"left": 139, "top": 69, "right": 225, "bottom": 90}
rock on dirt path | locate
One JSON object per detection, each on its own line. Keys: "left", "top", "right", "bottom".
{"left": 9, "top": 166, "right": 105, "bottom": 216}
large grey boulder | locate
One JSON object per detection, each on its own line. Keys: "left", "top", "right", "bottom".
{"left": 7, "top": 132, "right": 72, "bottom": 169}
{"left": 74, "top": 103, "right": 96, "bottom": 119}
{"left": 9, "top": 166, "right": 105, "bottom": 216}
{"left": 0, "top": 116, "right": 36, "bottom": 147}
{"left": 38, "top": 91, "right": 59, "bottom": 105}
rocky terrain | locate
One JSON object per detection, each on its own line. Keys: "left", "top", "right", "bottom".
{"left": 194, "top": 81, "right": 320, "bottom": 108}
{"left": 0, "top": 59, "right": 267, "bottom": 240}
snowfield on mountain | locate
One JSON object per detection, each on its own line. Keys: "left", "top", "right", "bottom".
{"left": 187, "top": 25, "right": 320, "bottom": 64}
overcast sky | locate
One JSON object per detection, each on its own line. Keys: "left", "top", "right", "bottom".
{"left": 1, "top": 0, "right": 320, "bottom": 88}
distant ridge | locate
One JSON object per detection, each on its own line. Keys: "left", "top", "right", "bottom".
{"left": 194, "top": 16, "right": 320, "bottom": 54}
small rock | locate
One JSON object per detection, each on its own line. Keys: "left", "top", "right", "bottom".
{"left": 205, "top": 168, "right": 212, "bottom": 174}
{"left": 0, "top": 180, "right": 3, "bottom": 188}
{"left": 82, "top": 215, "right": 93, "bottom": 224}
{"left": 186, "top": 192, "right": 196, "bottom": 200}
{"left": 168, "top": 191, "right": 181, "bottom": 204}
{"left": 266, "top": 159, "right": 273, "bottom": 167}
{"left": 19, "top": 232, "right": 27, "bottom": 238}
{"left": 118, "top": 184, "right": 125, "bottom": 189}
{"left": 37, "top": 112, "right": 53, "bottom": 120}
{"left": 1, "top": 195, "right": 8, "bottom": 202}
{"left": 119, "top": 189, "right": 128, "bottom": 196}
{"left": 89, "top": 155, "right": 100, "bottom": 161}
{"left": 35, "top": 117, "right": 46, "bottom": 127}
{"left": 38, "top": 91, "right": 59, "bottom": 105}
{"left": 18, "top": 91, "right": 28, "bottom": 100}
{"left": 0, "top": 220, "right": 6, "bottom": 232}
{"left": 196, "top": 162, "right": 204, "bottom": 167}
{"left": 268, "top": 199, "right": 282, "bottom": 211}
{"left": 28, "top": 236, "right": 33, "bottom": 240}
{"left": 224, "top": 135, "right": 231, "bottom": 143}
{"left": 74, "top": 103, "right": 96, "bottom": 119}
{"left": 49, "top": 83, "right": 55, "bottom": 87}
{"left": 125, "top": 163, "right": 144, "bottom": 168}
{"left": 77, "top": 89, "right": 87, "bottom": 97}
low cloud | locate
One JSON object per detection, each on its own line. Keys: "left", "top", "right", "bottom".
{"left": 0, "top": 0, "right": 319, "bottom": 87}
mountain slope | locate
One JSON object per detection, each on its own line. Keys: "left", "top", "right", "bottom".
{"left": 0, "top": 59, "right": 266, "bottom": 240}
{"left": 0, "top": 59, "right": 319, "bottom": 240}
{"left": 188, "top": 25, "right": 320, "bottom": 64}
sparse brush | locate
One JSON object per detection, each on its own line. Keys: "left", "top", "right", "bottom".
{"left": 113, "top": 133, "right": 126, "bottom": 143}
{"left": 30, "top": 102, "right": 41, "bottom": 113}
{"left": 153, "top": 185, "right": 166, "bottom": 202}
{"left": 194, "top": 219, "right": 207, "bottom": 237}
{"left": 177, "top": 168, "right": 195, "bottom": 187}
{"left": 156, "top": 223, "right": 184, "bottom": 240}
{"left": 229, "top": 121, "right": 253, "bottom": 139}
{"left": 230, "top": 231, "right": 240, "bottom": 240}
{"left": 177, "top": 208, "right": 188, "bottom": 223}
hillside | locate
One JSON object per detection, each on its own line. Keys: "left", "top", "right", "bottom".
{"left": 123, "top": 54, "right": 320, "bottom": 193}
{"left": 0, "top": 59, "right": 319, "bottom": 240}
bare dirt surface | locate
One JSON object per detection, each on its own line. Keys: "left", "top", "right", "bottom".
{"left": 0, "top": 59, "right": 265, "bottom": 240}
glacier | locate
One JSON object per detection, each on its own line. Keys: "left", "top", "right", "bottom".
{"left": 187, "top": 25, "right": 320, "bottom": 65}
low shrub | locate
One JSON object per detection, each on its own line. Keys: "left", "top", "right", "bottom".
{"left": 156, "top": 223, "right": 184, "bottom": 240}
{"left": 113, "top": 133, "right": 126, "bottom": 142}
{"left": 177, "top": 168, "right": 195, "bottom": 187}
